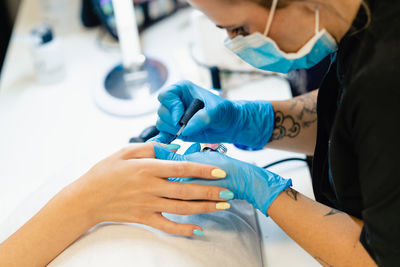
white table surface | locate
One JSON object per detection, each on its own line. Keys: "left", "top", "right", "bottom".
{"left": 0, "top": 0, "right": 319, "bottom": 266}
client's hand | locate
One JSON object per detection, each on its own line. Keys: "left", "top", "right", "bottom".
{"left": 68, "top": 142, "right": 233, "bottom": 236}
{"left": 154, "top": 143, "right": 292, "bottom": 215}
{"left": 0, "top": 143, "right": 234, "bottom": 267}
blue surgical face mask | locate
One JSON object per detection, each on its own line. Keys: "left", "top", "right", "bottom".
{"left": 224, "top": 0, "right": 338, "bottom": 73}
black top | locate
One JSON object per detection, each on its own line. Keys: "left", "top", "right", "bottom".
{"left": 312, "top": 1, "right": 400, "bottom": 266}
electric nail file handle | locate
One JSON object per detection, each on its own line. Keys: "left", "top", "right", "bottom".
{"left": 169, "top": 98, "right": 205, "bottom": 143}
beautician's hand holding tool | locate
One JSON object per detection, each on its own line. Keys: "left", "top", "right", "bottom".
{"left": 154, "top": 143, "right": 292, "bottom": 215}
{"left": 168, "top": 98, "right": 205, "bottom": 143}
{"left": 151, "top": 80, "right": 275, "bottom": 149}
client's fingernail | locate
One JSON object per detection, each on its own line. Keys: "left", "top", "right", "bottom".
{"left": 211, "top": 168, "right": 226, "bottom": 178}
{"left": 216, "top": 202, "right": 231, "bottom": 210}
{"left": 219, "top": 190, "right": 234, "bottom": 200}
{"left": 193, "top": 229, "right": 204, "bottom": 236}
{"left": 165, "top": 144, "right": 181, "bottom": 150}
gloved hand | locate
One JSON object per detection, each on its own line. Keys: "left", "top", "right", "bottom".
{"left": 154, "top": 143, "right": 292, "bottom": 215}
{"left": 150, "top": 80, "right": 275, "bottom": 149}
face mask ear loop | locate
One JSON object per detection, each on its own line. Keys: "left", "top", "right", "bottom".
{"left": 264, "top": 0, "right": 278, "bottom": 36}
{"left": 315, "top": 7, "right": 320, "bottom": 34}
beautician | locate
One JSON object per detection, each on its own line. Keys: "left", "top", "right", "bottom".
{"left": 153, "top": 0, "right": 400, "bottom": 266}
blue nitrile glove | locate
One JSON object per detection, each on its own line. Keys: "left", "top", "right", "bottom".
{"left": 150, "top": 80, "right": 275, "bottom": 149}
{"left": 154, "top": 143, "right": 292, "bottom": 215}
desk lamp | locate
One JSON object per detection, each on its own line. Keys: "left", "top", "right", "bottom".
{"left": 93, "top": 0, "right": 168, "bottom": 116}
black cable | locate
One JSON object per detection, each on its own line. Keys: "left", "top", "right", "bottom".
{"left": 262, "top": 157, "right": 308, "bottom": 169}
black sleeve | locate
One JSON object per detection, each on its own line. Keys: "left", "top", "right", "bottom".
{"left": 347, "top": 43, "right": 400, "bottom": 266}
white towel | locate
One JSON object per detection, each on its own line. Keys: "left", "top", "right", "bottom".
{"left": 49, "top": 201, "right": 263, "bottom": 267}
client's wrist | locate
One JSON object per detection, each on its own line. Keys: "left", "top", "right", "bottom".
{"left": 56, "top": 177, "right": 100, "bottom": 229}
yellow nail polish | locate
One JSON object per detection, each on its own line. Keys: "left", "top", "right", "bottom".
{"left": 211, "top": 168, "right": 226, "bottom": 178}
{"left": 216, "top": 202, "right": 231, "bottom": 210}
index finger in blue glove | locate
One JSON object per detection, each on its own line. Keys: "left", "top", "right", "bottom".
{"left": 156, "top": 118, "right": 180, "bottom": 135}
{"left": 158, "top": 83, "right": 196, "bottom": 123}
{"left": 158, "top": 94, "right": 185, "bottom": 124}
{"left": 181, "top": 109, "right": 211, "bottom": 137}
{"left": 160, "top": 80, "right": 198, "bottom": 102}
{"left": 157, "top": 105, "right": 180, "bottom": 127}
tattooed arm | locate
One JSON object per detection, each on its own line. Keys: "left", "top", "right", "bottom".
{"left": 266, "top": 90, "right": 318, "bottom": 155}
{"left": 267, "top": 188, "right": 376, "bottom": 267}
{"left": 264, "top": 90, "right": 374, "bottom": 265}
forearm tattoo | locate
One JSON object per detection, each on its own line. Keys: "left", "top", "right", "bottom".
{"left": 284, "top": 187, "right": 298, "bottom": 201}
{"left": 271, "top": 92, "right": 317, "bottom": 141}
{"left": 271, "top": 111, "right": 301, "bottom": 140}
{"left": 290, "top": 92, "right": 318, "bottom": 127}
{"left": 283, "top": 189, "right": 339, "bottom": 267}
{"left": 324, "top": 208, "right": 344, "bottom": 216}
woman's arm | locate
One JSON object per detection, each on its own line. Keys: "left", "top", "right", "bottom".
{"left": 267, "top": 90, "right": 318, "bottom": 155}
{"left": 0, "top": 185, "right": 94, "bottom": 266}
{"left": 267, "top": 188, "right": 376, "bottom": 267}
{"left": 153, "top": 143, "right": 376, "bottom": 266}
{"left": 0, "top": 143, "right": 233, "bottom": 266}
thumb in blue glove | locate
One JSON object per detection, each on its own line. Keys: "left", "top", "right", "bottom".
{"left": 154, "top": 143, "right": 292, "bottom": 215}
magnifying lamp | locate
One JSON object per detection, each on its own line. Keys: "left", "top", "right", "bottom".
{"left": 93, "top": 0, "right": 168, "bottom": 117}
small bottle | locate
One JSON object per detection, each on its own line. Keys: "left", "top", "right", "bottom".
{"left": 31, "top": 25, "right": 66, "bottom": 85}
{"left": 202, "top": 144, "right": 228, "bottom": 154}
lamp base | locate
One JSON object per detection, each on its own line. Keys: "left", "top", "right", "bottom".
{"left": 93, "top": 57, "right": 168, "bottom": 117}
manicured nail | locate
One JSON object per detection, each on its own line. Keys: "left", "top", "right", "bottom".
{"left": 165, "top": 144, "right": 181, "bottom": 150}
{"left": 211, "top": 168, "right": 226, "bottom": 178}
{"left": 219, "top": 190, "right": 234, "bottom": 200}
{"left": 193, "top": 229, "right": 204, "bottom": 236}
{"left": 216, "top": 202, "right": 231, "bottom": 210}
